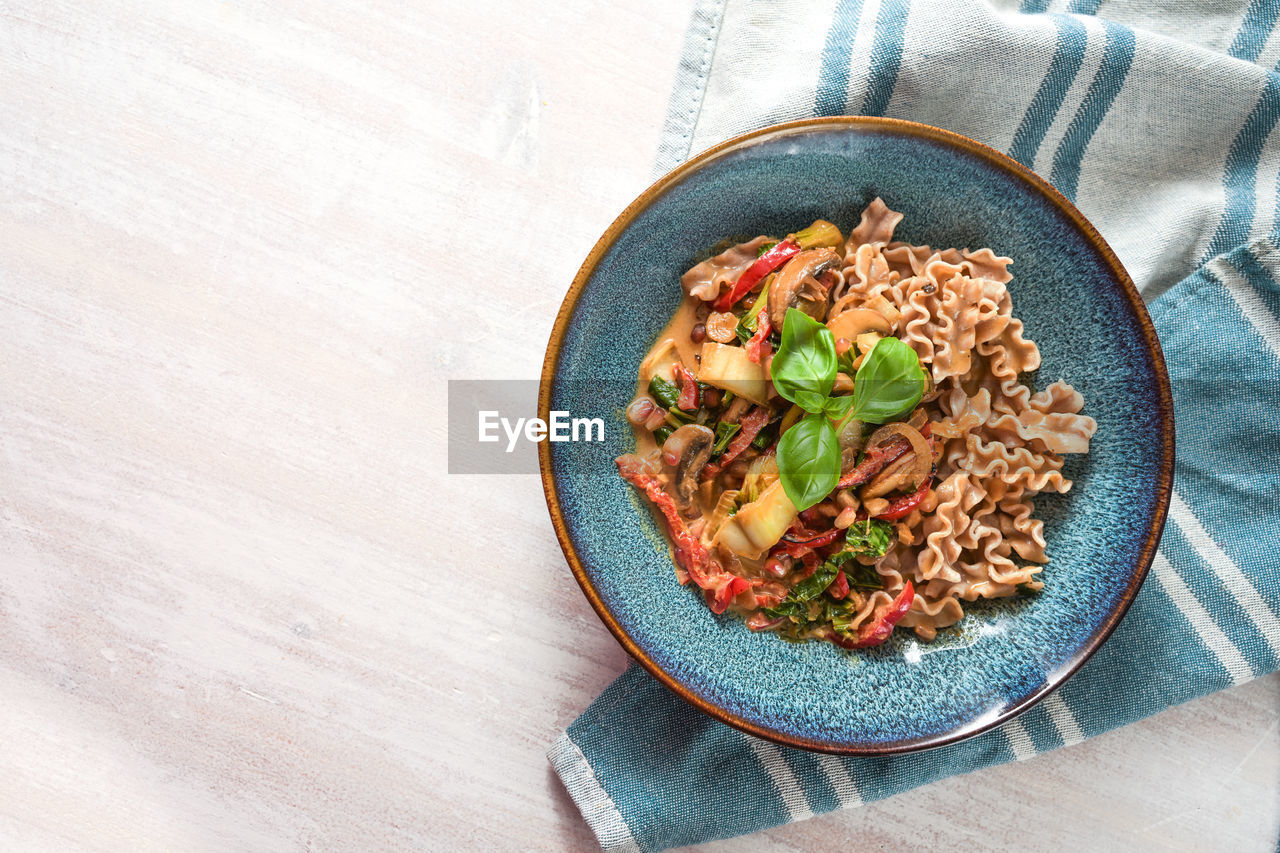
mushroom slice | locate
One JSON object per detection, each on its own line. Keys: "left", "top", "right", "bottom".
{"left": 769, "top": 248, "right": 841, "bottom": 330}
{"left": 827, "top": 308, "right": 892, "bottom": 343}
{"left": 662, "top": 424, "right": 716, "bottom": 510}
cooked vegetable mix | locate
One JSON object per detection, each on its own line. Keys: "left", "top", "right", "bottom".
{"left": 617, "top": 199, "right": 1097, "bottom": 647}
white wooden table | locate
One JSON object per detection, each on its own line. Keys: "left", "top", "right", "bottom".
{"left": 0, "top": 1, "right": 1275, "bottom": 850}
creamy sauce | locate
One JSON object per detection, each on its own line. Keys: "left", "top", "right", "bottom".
{"left": 637, "top": 296, "right": 703, "bottom": 386}
{"left": 632, "top": 296, "right": 705, "bottom": 459}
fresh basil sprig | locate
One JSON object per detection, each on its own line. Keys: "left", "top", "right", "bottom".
{"left": 770, "top": 309, "right": 837, "bottom": 413}
{"left": 850, "top": 337, "right": 928, "bottom": 424}
{"left": 770, "top": 308, "right": 928, "bottom": 511}
{"left": 776, "top": 411, "right": 840, "bottom": 511}
{"left": 771, "top": 309, "right": 925, "bottom": 422}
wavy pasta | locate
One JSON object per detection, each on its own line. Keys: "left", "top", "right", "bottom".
{"left": 808, "top": 200, "right": 1092, "bottom": 638}
{"left": 881, "top": 206, "right": 1094, "bottom": 637}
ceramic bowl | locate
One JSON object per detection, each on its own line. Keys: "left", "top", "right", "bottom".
{"left": 539, "top": 117, "right": 1173, "bottom": 754}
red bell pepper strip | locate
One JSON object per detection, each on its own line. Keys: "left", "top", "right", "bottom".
{"left": 672, "top": 363, "right": 700, "bottom": 411}
{"left": 873, "top": 473, "right": 932, "bottom": 521}
{"left": 706, "top": 575, "right": 752, "bottom": 614}
{"left": 712, "top": 239, "right": 801, "bottom": 311}
{"left": 831, "top": 581, "right": 915, "bottom": 649}
{"left": 616, "top": 455, "right": 709, "bottom": 582}
{"left": 827, "top": 570, "right": 850, "bottom": 601}
{"left": 781, "top": 525, "right": 843, "bottom": 552}
{"left": 744, "top": 308, "right": 772, "bottom": 364}
{"left": 837, "top": 422, "right": 935, "bottom": 491}
{"left": 837, "top": 438, "right": 911, "bottom": 488}
{"left": 868, "top": 425, "right": 935, "bottom": 521}
{"left": 746, "top": 580, "right": 788, "bottom": 610}
{"left": 617, "top": 454, "right": 763, "bottom": 617}
{"left": 702, "top": 406, "right": 770, "bottom": 479}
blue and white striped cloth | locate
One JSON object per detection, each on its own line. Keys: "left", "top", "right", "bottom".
{"left": 550, "top": 2, "right": 1280, "bottom": 849}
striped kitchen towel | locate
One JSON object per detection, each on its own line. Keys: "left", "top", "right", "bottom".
{"left": 550, "top": 1, "right": 1280, "bottom": 850}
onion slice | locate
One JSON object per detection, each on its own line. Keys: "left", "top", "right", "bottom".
{"left": 860, "top": 422, "right": 932, "bottom": 499}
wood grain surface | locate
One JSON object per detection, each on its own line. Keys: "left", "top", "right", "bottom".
{"left": 0, "top": 1, "right": 1275, "bottom": 850}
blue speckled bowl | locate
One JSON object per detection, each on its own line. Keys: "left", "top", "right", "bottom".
{"left": 540, "top": 118, "right": 1173, "bottom": 754}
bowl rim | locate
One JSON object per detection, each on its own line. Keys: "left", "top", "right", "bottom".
{"left": 538, "top": 116, "right": 1174, "bottom": 755}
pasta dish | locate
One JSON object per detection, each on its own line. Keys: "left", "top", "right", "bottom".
{"left": 616, "top": 199, "right": 1096, "bottom": 648}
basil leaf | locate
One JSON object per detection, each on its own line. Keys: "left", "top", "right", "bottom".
{"left": 794, "top": 389, "right": 828, "bottom": 413}
{"left": 771, "top": 308, "right": 837, "bottom": 413}
{"left": 790, "top": 562, "right": 838, "bottom": 601}
{"left": 776, "top": 412, "right": 840, "bottom": 511}
{"left": 823, "top": 395, "right": 855, "bottom": 418}
{"left": 844, "top": 517, "right": 894, "bottom": 559}
{"left": 850, "top": 336, "right": 927, "bottom": 423}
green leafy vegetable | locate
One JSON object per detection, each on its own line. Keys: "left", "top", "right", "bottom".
{"left": 664, "top": 407, "right": 695, "bottom": 427}
{"left": 711, "top": 421, "right": 740, "bottom": 456}
{"left": 826, "top": 597, "right": 862, "bottom": 632}
{"left": 849, "top": 337, "right": 927, "bottom": 423}
{"left": 825, "top": 550, "right": 855, "bottom": 569}
{"left": 756, "top": 240, "right": 779, "bottom": 257}
{"left": 735, "top": 288, "right": 772, "bottom": 343}
{"left": 844, "top": 517, "right": 895, "bottom": 559}
{"left": 764, "top": 565, "right": 838, "bottom": 627}
{"left": 763, "top": 598, "right": 814, "bottom": 623}
{"left": 776, "top": 411, "right": 840, "bottom": 511}
{"left": 648, "top": 375, "right": 681, "bottom": 410}
{"left": 845, "top": 562, "right": 885, "bottom": 591}
{"left": 790, "top": 562, "right": 839, "bottom": 601}
{"left": 653, "top": 425, "right": 673, "bottom": 445}
{"left": 824, "top": 549, "right": 884, "bottom": 591}
{"left": 771, "top": 309, "right": 837, "bottom": 413}
{"left": 765, "top": 567, "right": 867, "bottom": 636}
